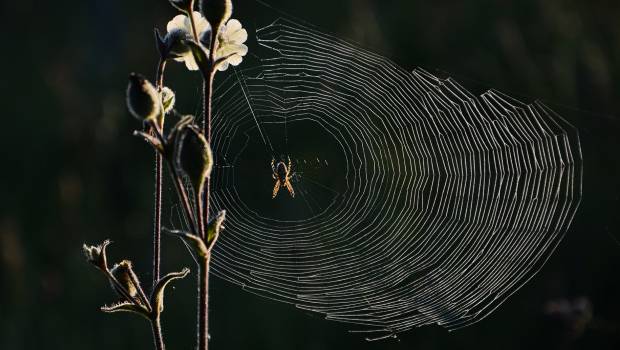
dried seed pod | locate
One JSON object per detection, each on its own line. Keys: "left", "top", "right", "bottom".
{"left": 82, "top": 240, "right": 111, "bottom": 271}
{"left": 109, "top": 260, "right": 140, "bottom": 300}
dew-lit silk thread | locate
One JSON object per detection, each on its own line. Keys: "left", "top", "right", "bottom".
{"left": 194, "top": 18, "right": 582, "bottom": 338}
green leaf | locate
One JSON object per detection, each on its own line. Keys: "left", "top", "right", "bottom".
{"left": 133, "top": 130, "right": 164, "bottom": 153}
{"left": 163, "top": 228, "right": 209, "bottom": 258}
{"left": 101, "top": 301, "right": 150, "bottom": 320}
{"left": 151, "top": 268, "right": 191, "bottom": 315}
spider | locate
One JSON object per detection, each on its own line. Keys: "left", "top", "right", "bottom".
{"left": 271, "top": 157, "right": 295, "bottom": 198}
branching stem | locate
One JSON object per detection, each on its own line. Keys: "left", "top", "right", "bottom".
{"left": 196, "top": 27, "right": 218, "bottom": 350}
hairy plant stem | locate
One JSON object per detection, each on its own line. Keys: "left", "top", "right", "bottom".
{"left": 196, "top": 71, "right": 215, "bottom": 350}
{"left": 198, "top": 253, "right": 211, "bottom": 350}
{"left": 169, "top": 167, "right": 199, "bottom": 236}
{"left": 151, "top": 316, "right": 165, "bottom": 350}
{"left": 153, "top": 152, "right": 163, "bottom": 284}
{"left": 187, "top": 1, "right": 199, "bottom": 42}
{"left": 153, "top": 58, "right": 166, "bottom": 286}
{"left": 202, "top": 72, "right": 214, "bottom": 229}
{"left": 196, "top": 28, "right": 218, "bottom": 350}
{"left": 151, "top": 58, "right": 167, "bottom": 350}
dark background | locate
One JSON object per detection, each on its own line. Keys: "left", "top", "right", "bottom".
{"left": 2, "top": 0, "right": 620, "bottom": 349}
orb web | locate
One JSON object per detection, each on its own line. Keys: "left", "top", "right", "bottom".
{"left": 205, "top": 17, "right": 582, "bottom": 339}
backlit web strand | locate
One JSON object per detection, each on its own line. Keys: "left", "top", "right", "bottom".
{"left": 205, "top": 17, "right": 582, "bottom": 339}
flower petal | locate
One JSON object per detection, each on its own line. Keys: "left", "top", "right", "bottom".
{"left": 167, "top": 14, "right": 188, "bottom": 33}
{"left": 193, "top": 11, "right": 211, "bottom": 36}
{"left": 226, "top": 19, "right": 242, "bottom": 32}
{"left": 217, "top": 61, "right": 230, "bottom": 72}
{"left": 228, "top": 54, "right": 243, "bottom": 66}
{"left": 185, "top": 55, "right": 199, "bottom": 71}
{"left": 228, "top": 27, "right": 248, "bottom": 45}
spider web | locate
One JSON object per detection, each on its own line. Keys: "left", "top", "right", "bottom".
{"left": 202, "top": 16, "right": 582, "bottom": 339}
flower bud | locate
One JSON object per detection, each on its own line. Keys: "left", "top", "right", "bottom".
{"left": 173, "top": 124, "right": 213, "bottom": 191}
{"left": 109, "top": 260, "right": 139, "bottom": 300}
{"left": 126, "top": 73, "right": 161, "bottom": 122}
{"left": 82, "top": 240, "right": 111, "bottom": 271}
{"left": 206, "top": 210, "right": 226, "bottom": 249}
{"left": 199, "top": 0, "right": 232, "bottom": 32}
{"left": 161, "top": 87, "right": 176, "bottom": 114}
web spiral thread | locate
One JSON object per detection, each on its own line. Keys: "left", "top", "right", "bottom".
{"left": 206, "top": 18, "right": 582, "bottom": 339}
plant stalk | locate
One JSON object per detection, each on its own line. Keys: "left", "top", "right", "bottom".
{"left": 153, "top": 58, "right": 167, "bottom": 286}
{"left": 198, "top": 253, "right": 211, "bottom": 350}
{"left": 151, "top": 316, "right": 165, "bottom": 350}
{"left": 202, "top": 69, "right": 214, "bottom": 235}
{"left": 196, "top": 69, "right": 215, "bottom": 350}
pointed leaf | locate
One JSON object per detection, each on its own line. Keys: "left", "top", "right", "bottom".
{"left": 154, "top": 28, "right": 167, "bottom": 58}
{"left": 164, "top": 228, "right": 209, "bottom": 258}
{"left": 101, "top": 301, "right": 150, "bottom": 319}
{"left": 133, "top": 130, "right": 164, "bottom": 153}
{"left": 151, "top": 268, "right": 190, "bottom": 315}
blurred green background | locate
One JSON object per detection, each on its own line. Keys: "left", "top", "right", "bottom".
{"left": 2, "top": 0, "right": 620, "bottom": 349}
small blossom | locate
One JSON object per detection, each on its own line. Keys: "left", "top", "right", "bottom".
{"left": 214, "top": 19, "right": 248, "bottom": 71}
{"left": 166, "top": 12, "right": 211, "bottom": 71}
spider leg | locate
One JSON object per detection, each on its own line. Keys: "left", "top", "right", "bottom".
{"left": 287, "top": 156, "right": 292, "bottom": 171}
{"left": 284, "top": 179, "right": 295, "bottom": 198}
{"left": 272, "top": 180, "right": 281, "bottom": 199}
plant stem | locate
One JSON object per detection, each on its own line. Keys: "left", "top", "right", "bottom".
{"left": 153, "top": 59, "right": 167, "bottom": 286}
{"left": 151, "top": 316, "right": 165, "bottom": 350}
{"left": 187, "top": 1, "right": 199, "bottom": 42}
{"left": 198, "top": 253, "right": 211, "bottom": 350}
{"left": 169, "top": 167, "right": 199, "bottom": 236}
{"left": 196, "top": 25, "right": 220, "bottom": 350}
{"left": 202, "top": 71, "right": 214, "bottom": 234}
{"left": 197, "top": 46, "right": 216, "bottom": 350}
{"left": 153, "top": 151, "right": 163, "bottom": 285}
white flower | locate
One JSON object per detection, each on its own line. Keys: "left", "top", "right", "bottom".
{"left": 166, "top": 12, "right": 211, "bottom": 71}
{"left": 165, "top": 14, "right": 248, "bottom": 72}
{"left": 214, "top": 19, "right": 248, "bottom": 71}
